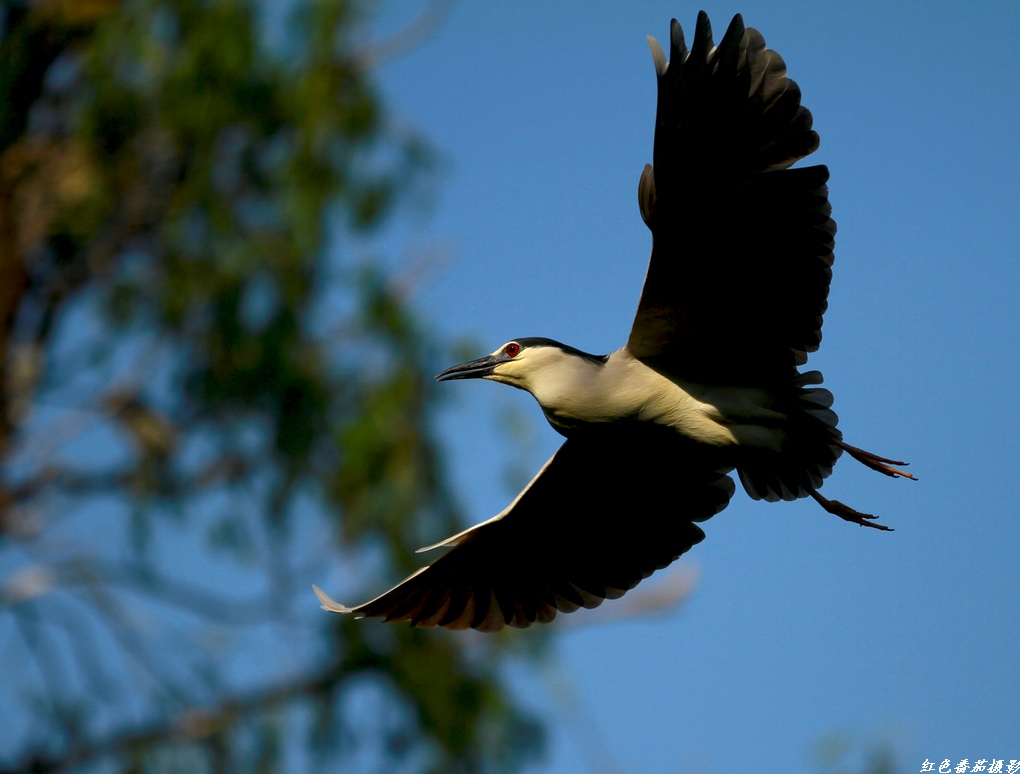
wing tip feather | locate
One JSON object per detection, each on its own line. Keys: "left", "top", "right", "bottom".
{"left": 313, "top": 584, "right": 355, "bottom": 614}
{"left": 647, "top": 35, "right": 668, "bottom": 76}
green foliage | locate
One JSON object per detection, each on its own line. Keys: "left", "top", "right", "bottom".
{"left": 0, "top": 1, "right": 542, "bottom": 771}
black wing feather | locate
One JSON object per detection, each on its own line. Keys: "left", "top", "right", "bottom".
{"left": 629, "top": 13, "right": 835, "bottom": 385}
{"left": 315, "top": 431, "right": 734, "bottom": 631}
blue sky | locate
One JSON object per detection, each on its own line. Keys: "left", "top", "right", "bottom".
{"left": 368, "top": 2, "right": 1019, "bottom": 772}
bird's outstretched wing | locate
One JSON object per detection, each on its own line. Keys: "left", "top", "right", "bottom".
{"left": 314, "top": 431, "right": 734, "bottom": 631}
{"left": 629, "top": 12, "right": 836, "bottom": 385}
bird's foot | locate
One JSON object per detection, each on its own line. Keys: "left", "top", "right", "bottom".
{"left": 808, "top": 489, "right": 893, "bottom": 531}
{"left": 835, "top": 439, "right": 916, "bottom": 480}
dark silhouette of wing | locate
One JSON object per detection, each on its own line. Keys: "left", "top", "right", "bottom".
{"left": 628, "top": 12, "right": 836, "bottom": 385}
{"left": 314, "top": 431, "right": 734, "bottom": 631}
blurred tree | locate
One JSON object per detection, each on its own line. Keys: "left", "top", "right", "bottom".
{"left": 813, "top": 731, "right": 900, "bottom": 774}
{"left": 0, "top": 0, "right": 542, "bottom": 772}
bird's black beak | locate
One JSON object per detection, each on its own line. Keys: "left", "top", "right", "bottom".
{"left": 435, "top": 353, "right": 507, "bottom": 382}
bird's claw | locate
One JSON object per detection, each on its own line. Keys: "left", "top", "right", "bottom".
{"left": 836, "top": 440, "right": 916, "bottom": 480}
{"left": 808, "top": 489, "right": 893, "bottom": 531}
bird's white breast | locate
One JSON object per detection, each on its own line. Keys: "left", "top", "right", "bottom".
{"left": 528, "top": 348, "right": 743, "bottom": 446}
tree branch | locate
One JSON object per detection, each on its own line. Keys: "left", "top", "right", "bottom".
{"left": 1, "top": 662, "right": 347, "bottom": 773}
{"left": 354, "top": 0, "right": 456, "bottom": 67}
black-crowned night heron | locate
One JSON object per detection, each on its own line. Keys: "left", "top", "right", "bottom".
{"left": 314, "top": 11, "right": 914, "bottom": 631}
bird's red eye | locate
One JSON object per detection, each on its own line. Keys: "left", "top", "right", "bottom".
{"left": 505, "top": 343, "right": 520, "bottom": 357}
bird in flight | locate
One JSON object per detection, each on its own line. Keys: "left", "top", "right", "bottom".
{"left": 315, "top": 11, "right": 914, "bottom": 631}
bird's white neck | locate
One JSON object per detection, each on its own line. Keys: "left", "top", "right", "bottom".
{"left": 490, "top": 346, "right": 744, "bottom": 445}
{"left": 525, "top": 350, "right": 616, "bottom": 431}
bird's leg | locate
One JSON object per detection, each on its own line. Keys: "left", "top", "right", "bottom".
{"left": 807, "top": 489, "right": 893, "bottom": 532}
{"left": 835, "top": 439, "right": 916, "bottom": 480}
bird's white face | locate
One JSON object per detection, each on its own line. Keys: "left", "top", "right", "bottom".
{"left": 484, "top": 342, "right": 617, "bottom": 424}
{"left": 485, "top": 342, "right": 565, "bottom": 390}
{"left": 434, "top": 341, "right": 575, "bottom": 395}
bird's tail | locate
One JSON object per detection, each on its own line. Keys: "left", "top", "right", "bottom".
{"left": 737, "top": 370, "right": 842, "bottom": 503}
{"left": 737, "top": 370, "right": 914, "bottom": 529}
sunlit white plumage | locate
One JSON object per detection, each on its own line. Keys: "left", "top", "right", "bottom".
{"left": 314, "top": 11, "right": 914, "bottom": 632}
{"left": 487, "top": 345, "right": 742, "bottom": 445}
